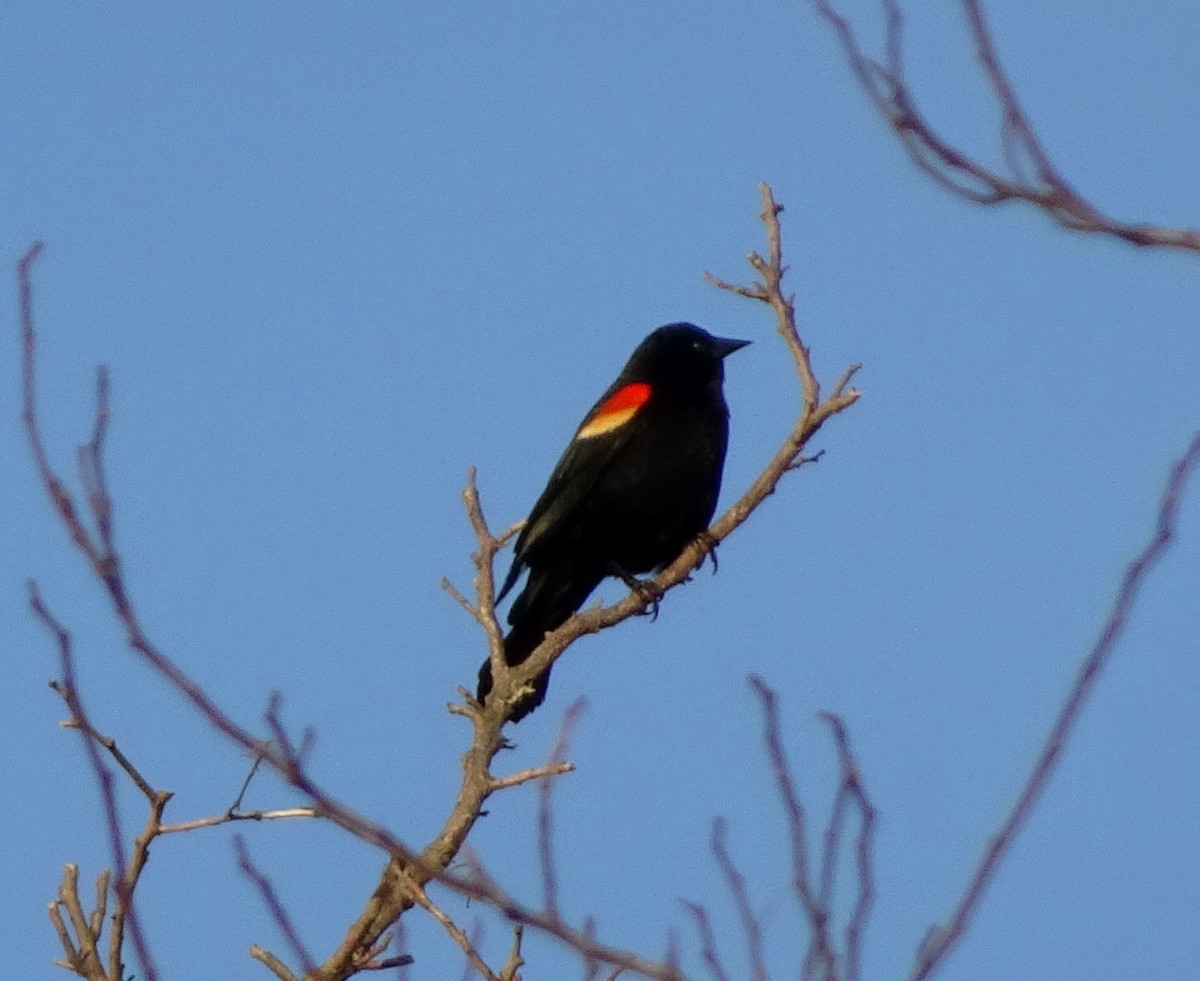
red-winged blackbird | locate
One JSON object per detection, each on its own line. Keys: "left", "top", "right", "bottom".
{"left": 477, "top": 322, "right": 749, "bottom": 722}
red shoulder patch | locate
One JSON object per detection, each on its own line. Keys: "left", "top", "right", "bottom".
{"left": 576, "top": 382, "right": 652, "bottom": 439}
{"left": 598, "top": 382, "right": 652, "bottom": 415}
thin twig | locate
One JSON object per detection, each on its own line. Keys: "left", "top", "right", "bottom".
{"left": 116, "top": 788, "right": 173, "bottom": 979}
{"left": 458, "top": 921, "right": 488, "bottom": 981}
{"left": 30, "top": 584, "right": 159, "bottom": 981}
{"left": 820, "top": 712, "right": 876, "bottom": 981}
{"left": 442, "top": 576, "right": 480, "bottom": 620}
{"left": 409, "top": 882, "right": 498, "bottom": 981}
{"left": 158, "top": 807, "right": 319, "bottom": 835}
{"left": 458, "top": 852, "right": 686, "bottom": 981}
{"left": 488, "top": 761, "right": 575, "bottom": 792}
{"left": 50, "top": 679, "right": 157, "bottom": 801}
{"left": 463, "top": 468, "right": 510, "bottom": 697}
{"left": 580, "top": 915, "right": 600, "bottom": 981}
{"left": 235, "top": 835, "right": 316, "bottom": 978}
{"left": 49, "top": 865, "right": 106, "bottom": 980}
{"left": 681, "top": 902, "right": 730, "bottom": 981}
{"left": 230, "top": 753, "right": 264, "bottom": 812}
{"left": 539, "top": 698, "right": 587, "bottom": 919}
{"left": 748, "top": 675, "right": 836, "bottom": 979}
{"left": 499, "top": 923, "right": 526, "bottom": 981}
{"left": 250, "top": 945, "right": 301, "bottom": 981}
{"left": 910, "top": 430, "right": 1200, "bottom": 979}
{"left": 709, "top": 819, "right": 767, "bottom": 981}
{"left": 816, "top": 766, "right": 848, "bottom": 915}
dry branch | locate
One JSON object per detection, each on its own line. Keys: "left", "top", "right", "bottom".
{"left": 816, "top": 0, "right": 1200, "bottom": 251}
{"left": 910, "top": 430, "right": 1200, "bottom": 980}
{"left": 22, "top": 179, "right": 860, "bottom": 981}
{"left": 30, "top": 582, "right": 159, "bottom": 981}
{"left": 681, "top": 902, "right": 730, "bottom": 981}
{"left": 742, "top": 677, "right": 877, "bottom": 981}
{"left": 819, "top": 712, "right": 875, "bottom": 981}
{"left": 539, "top": 699, "right": 587, "bottom": 919}
{"left": 236, "top": 835, "right": 317, "bottom": 978}
{"left": 34, "top": 588, "right": 321, "bottom": 981}
{"left": 49, "top": 865, "right": 108, "bottom": 981}
{"left": 409, "top": 883, "right": 499, "bottom": 981}
{"left": 709, "top": 820, "right": 767, "bottom": 981}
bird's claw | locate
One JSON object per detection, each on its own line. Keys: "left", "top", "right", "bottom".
{"left": 611, "top": 562, "right": 662, "bottom": 620}
{"left": 631, "top": 579, "right": 661, "bottom": 621}
{"left": 694, "top": 531, "right": 719, "bottom": 574}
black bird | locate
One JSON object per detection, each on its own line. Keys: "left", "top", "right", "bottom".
{"left": 477, "top": 322, "right": 749, "bottom": 722}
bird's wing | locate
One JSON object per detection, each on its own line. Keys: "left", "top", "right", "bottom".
{"left": 507, "top": 378, "right": 653, "bottom": 576}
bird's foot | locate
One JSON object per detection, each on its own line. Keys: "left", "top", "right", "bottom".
{"left": 693, "top": 530, "right": 719, "bottom": 574}
{"left": 610, "top": 563, "right": 662, "bottom": 620}
{"left": 631, "top": 579, "right": 661, "bottom": 620}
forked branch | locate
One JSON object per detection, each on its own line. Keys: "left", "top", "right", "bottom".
{"left": 816, "top": 0, "right": 1200, "bottom": 251}
{"left": 22, "top": 179, "right": 861, "bottom": 981}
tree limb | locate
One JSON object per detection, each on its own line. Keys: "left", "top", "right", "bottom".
{"left": 21, "top": 179, "right": 860, "bottom": 980}
{"left": 816, "top": 0, "right": 1200, "bottom": 251}
{"left": 909, "top": 429, "right": 1200, "bottom": 979}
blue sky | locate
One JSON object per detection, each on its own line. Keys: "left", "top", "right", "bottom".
{"left": 4, "top": 3, "right": 1199, "bottom": 979}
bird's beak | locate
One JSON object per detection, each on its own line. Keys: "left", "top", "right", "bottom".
{"left": 714, "top": 336, "right": 751, "bottom": 358}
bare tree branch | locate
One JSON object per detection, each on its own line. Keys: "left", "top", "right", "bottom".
{"left": 487, "top": 761, "right": 575, "bottom": 793}
{"left": 411, "top": 882, "right": 500, "bottom": 981}
{"left": 910, "top": 430, "right": 1200, "bottom": 979}
{"left": 49, "top": 865, "right": 108, "bottom": 981}
{"left": 22, "top": 178, "right": 860, "bottom": 981}
{"left": 709, "top": 820, "right": 767, "bottom": 981}
{"left": 29, "top": 582, "right": 160, "bottom": 981}
{"left": 454, "top": 920, "right": 488, "bottom": 981}
{"left": 250, "top": 945, "right": 302, "bottom": 981}
{"left": 579, "top": 916, "right": 601, "bottom": 981}
{"left": 681, "top": 902, "right": 730, "bottom": 981}
{"left": 455, "top": 851, "right": 686, "bottom": 981}
{"left": 20, "top": 250, "right": 280, "bottom": 762}
{"left": 498, "top": 923, "right": 526, "bottom": 981}
{"left": 819, "top": 712, "right": 876, "bottom": 981}
{"left": 539, "top": 699, "right": 587, "bottom": 919}
{"left": 816, "top": 0, "right": 1200, "bottom": 251}
{"left": 748, "top": 675, "right": 835, "bottom": 979}
{"left": 739, "top": 680, "right": 878, "bottom": 981}
{"left": 157, "top": 807, "right": 319, "bottom": 836}
{"left": 49, "top": 678, "right": 156, "bottom": 800}
{"left": 235, "top": 836, "right": 317, "bottom": 979}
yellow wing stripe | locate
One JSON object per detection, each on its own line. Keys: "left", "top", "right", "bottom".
{"left": 575, "top": 382, "right": 652, "bottom": 439}
{"left": 577, "top": 405, "right": 640, "bottom": 439}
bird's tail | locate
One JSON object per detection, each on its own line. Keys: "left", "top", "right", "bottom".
{"left": 475, "top": 620, "right": 557, "bottom": 723}
{"left": 476, "top": 564, "right": 602, "bottom": 722}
